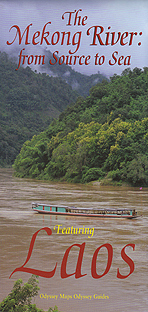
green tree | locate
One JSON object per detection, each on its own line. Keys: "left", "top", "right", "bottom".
{"left": 126, "top": 154, "right": 148, "bottom": 186}
{"left": 12, "top": 67, "right": 148, "bottom": 186}
{"left": 0, "top": 276, "right": 60, "bottom": 312}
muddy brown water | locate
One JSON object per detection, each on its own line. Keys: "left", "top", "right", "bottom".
{"left": 0, "top": 169, "right": 147, "bottom": 312}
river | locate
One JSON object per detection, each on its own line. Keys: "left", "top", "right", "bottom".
{"left": 0, "top": 168, "right": 147, "bottom": 312}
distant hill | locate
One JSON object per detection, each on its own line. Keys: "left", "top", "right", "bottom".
{"left": 0, "top": 51, "right": 107, "bottom": 166}
{"left": 0, "top": 51, "right": 78, "bottom": 166}
{"left": 41, "top": 50, "right": 108, "bottom": 96}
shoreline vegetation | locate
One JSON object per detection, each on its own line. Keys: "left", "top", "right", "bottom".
{"left": 13, "top": 67, "right": 148, "bottom": 187}
{"left": 12, "top": 171, "right": 142, "bottom": 188}
{"left": 0, "top": 275, "right": 60, "bottom": 312}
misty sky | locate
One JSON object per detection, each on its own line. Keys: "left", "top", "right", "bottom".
{"left": 1, "top": 0, "right": 148, "bottom": 77}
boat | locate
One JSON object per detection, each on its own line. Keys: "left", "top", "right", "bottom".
{"left": 32, "top": 202, "right": 138, "bottom": 219}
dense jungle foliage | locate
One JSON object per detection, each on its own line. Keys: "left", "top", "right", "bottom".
{"left": 0, "top": 275, "right": 60, "bottom": 312}
{"left": 0, "top": 51, "right": 78, "bottom": 166}
{"left": 13, "top": 67, "right": 148, "bottom": 186}
{"left": 0, "top": 51, "right": 107, "bottom": 167}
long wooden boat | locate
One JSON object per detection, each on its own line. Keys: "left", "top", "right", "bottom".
{"left": 32, "top": 202, "right": 138, "bottom": 219}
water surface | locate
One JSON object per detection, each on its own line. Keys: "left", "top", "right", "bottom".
{"left": 0, "top": 169, "right": 147, "bottom": 312}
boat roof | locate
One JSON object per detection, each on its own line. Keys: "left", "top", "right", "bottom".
{"left": 32, "top": 202, "right": 70, "bottom": 208}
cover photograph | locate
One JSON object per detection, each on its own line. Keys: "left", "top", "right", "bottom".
{"left": 0, "top": 1, "right": 148, "bottom": 312}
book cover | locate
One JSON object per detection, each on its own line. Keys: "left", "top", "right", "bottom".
{"left": 0, "top": 1, "right": 148, "bottom": 312}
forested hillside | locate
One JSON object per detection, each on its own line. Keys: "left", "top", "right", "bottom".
{"left": 0, "top": 51, "right": 107, "bottom": 166}
{"left": 13, "top": 67, "right": 148, "bottom": 186}
{"left": 0, "top": 51, "right": 78, "bottom": 166}
{"left": 43, "top": 50, "right": 107, "bottom": 96}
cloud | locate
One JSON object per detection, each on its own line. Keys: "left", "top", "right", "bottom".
{"left": 1, "top": 0, "right": 148, "bottom": 77}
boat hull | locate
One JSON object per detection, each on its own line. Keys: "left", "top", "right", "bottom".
{"left": 32, "top": 207, "right": 138, "bottom": 219}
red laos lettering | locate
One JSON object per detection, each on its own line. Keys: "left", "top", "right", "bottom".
{"left": 9, "top": 227, "right": 57, "bottom": 279}
{"left": 9, "top": 227, "right": 135, "bottom": 279}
